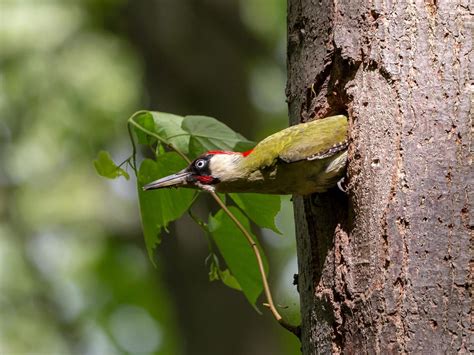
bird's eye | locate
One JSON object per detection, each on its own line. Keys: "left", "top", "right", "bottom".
{"left": 195, "top": 159, "right": 206, "bottom": 169}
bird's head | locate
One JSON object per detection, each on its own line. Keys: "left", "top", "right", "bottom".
{"left": 143, "top": 150, "right": 251, "bottom": 191}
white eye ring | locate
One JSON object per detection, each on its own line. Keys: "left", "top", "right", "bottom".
{"left": 195, "top": 159, "right": 206, "bottom": 169}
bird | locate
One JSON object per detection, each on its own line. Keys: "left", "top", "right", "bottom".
{"left": 143, "top": 115, "right": 348, "bottom": 195}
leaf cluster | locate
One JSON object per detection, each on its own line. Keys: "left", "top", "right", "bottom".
{"left": 94, "top": 111, "right": 282, "bottom": 308}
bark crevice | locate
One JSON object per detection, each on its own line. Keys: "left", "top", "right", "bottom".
{"left": 288, "top": 1, "right": 472, "bottom": 353}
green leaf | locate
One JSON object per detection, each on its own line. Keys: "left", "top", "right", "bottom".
{"left": 94, "top": 151, "right": 130, "bottom": 180}
{"left": 208, "top": 207, "right": 268, "bottom": 306}
{"left": 208, "top": 254, "right": 242, "bottom": 291}
{"left": 133, "top": 111, "right": 190, "bottom": 154}
{"left": 219, "top": 268, "right": 242, "bottom": 291}
{"left": 137, "top": 153, "right": 196, "bottom": 261}
{"left": 208, "top": 256, "right": 220, "bottom": 282}
{"left": 133, "top": 111, "right": 156, "bottom": 145}
{"left": 229, "top": 193, "right": 281, "bottom": 234}
{"left": 149, "top": 111, "right": 190, "bottom": 154}
{"left": 182, "top": 115, "right": 254, "bottom": 157}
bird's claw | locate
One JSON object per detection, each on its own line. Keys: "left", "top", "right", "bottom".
{"left": 197, "top": 182, "right": 215, "bottom": 193}
{"left": 337, "top": 177, "right": 347, "bottom": 193}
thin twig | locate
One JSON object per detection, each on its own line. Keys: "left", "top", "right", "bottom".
{"left": 117, "top": 156, "right": 132, "bottom": 169}
{"left": 127, "top": 122, "right": 137, "bottom": 173}
{"left": 128, "top": 111, "right": 190, "bottom": 163}
{"left": 210, "top": 191, "right": 299, "bottom": 336}
{"left": 130, "top": 114, "right": 300, "bottom": 337}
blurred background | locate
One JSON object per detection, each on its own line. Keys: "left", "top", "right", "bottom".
{"left": 0, "top": 0, "right": 300, "bottom": 354}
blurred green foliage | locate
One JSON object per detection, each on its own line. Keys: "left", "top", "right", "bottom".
{"left": 0, "top": 0, "right": 300, "bottom": 354}
{"left": 0, "top": 1, "right": 179, "bottom": 353}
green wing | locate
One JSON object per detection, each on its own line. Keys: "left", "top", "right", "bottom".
{"left": 244, "top": 115, "right": 348, "bottom": 171}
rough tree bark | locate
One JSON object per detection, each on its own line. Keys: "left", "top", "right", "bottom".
{"left": 287, "top": 1, "right": 472, "bottom": 353}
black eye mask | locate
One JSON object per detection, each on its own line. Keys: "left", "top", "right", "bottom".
{"left": 189, "top": 154, "right": 214, "bottom": 176}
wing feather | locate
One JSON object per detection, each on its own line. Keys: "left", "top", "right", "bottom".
{"left": 243, "top": 115, "right": 348, "bottom": 171}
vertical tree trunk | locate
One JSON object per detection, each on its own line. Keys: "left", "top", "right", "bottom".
{"left": 287, "top": 1, "right": 472, "bottom": 353}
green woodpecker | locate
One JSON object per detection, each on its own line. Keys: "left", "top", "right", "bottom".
{"left": 144, "top": 115, "right": 348, "bottom": 195}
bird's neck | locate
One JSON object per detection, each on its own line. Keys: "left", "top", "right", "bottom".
{"left": 209, "top": 153, "right": 248, "bottom": 182}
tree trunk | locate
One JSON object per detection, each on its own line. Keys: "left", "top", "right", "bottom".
{"left": 287, "top": 1, "right": 472, "bottom": 353}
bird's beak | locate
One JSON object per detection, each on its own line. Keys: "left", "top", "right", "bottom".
{"left": 143, "top": 170, "right": 191, "bottom": 190}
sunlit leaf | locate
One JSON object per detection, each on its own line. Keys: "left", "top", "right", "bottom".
{"left": 133, "top": 111, "right": 190, "bottom": 154}
{"left": 133, "top": 111, "right": 157, "bottom": 145}
{"left": 208, "top": 207, "right": 267, "bottom": 306}
{"left": 229, "top": 193, "right": 281, "bottom": 234}
{"left": 137, "top": 153, "right": 196, "bottom": 261}
{"left": 149, "top": 111, "right": 190, "bottom": 154}
{"left": 182, "top": 115, "right": 254, "bottom": 157}
{"left": 94, "top": 150, "right": 130, "bottom": 180}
